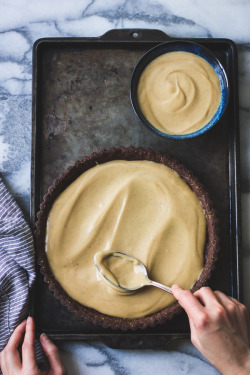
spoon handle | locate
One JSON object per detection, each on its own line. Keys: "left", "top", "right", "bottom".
{"left": 149, "top": 280, "right": 173, "bottom": 294}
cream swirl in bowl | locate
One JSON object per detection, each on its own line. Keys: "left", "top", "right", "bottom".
{"left": 137, "top": 51, "right": 221, "bottom": 135}
{"left": 131, "top": 41, "right": 229, "bottom": 139}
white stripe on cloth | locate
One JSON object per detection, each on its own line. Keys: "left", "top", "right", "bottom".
{"left": 0, "top": 176, "right": 47, "bottom": 372}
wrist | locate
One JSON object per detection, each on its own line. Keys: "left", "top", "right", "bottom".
{"left": 240, "top": 352, "right": 250, "bottom": 375}
{"left": 220, "top": 351, "right": 250, "bottom": 375}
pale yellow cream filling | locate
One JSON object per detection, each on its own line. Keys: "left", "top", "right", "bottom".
{"left": 138, "top": 51, "right": 221, "bottom": 135}
{"left": 46, "top": 160, "right": 206, "bottom": 318}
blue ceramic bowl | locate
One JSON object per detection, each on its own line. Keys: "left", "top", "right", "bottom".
{"left": 130, "top": 41, "right": 229, "bottom": 139}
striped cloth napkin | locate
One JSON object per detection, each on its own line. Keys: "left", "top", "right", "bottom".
{"left": 0, "top": 176, "right": 46, "bottom": 371}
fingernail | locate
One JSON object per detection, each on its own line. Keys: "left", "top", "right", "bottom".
{"left": 27, "top": 316, "right": 32, "bottom": 323}
{"left": 40, "top": 333, "right": 48, "bottom": 342}
{"left": 171, "top": 284, "right": 181, "bottom": 290}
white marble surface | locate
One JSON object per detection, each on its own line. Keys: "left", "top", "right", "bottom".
{"left": 0, "top": 1, "right": 249, "bottom": 374}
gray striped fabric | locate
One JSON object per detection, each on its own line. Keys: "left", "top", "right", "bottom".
{"left": 0, "top": 176, "right": 46, "bottom": 371}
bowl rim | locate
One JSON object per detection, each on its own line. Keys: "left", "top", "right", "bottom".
{"left": 130, "top": 40, "right": 229, "bottom": 139}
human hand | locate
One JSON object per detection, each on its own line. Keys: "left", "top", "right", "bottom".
{"left": 0, "top": 317, "right": 66, "bottom": 375}
{"left": 172, "top": 285, "right": 250, "bottom": 375}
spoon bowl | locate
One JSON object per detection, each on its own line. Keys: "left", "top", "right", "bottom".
{"left": 94, "top": 251, "right": 173, "bottom": 294}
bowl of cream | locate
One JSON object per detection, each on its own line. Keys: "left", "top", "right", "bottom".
{"left": 130, "top": 41, "right": 229, "bottom": 139}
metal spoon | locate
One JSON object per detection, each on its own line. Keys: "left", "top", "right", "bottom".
{"left": 94, "top": 251, "right": 172, "bottom": 294}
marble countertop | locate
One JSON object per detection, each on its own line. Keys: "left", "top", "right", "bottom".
{"left": 0, "top": 1, "right": 249, "bottom": 374}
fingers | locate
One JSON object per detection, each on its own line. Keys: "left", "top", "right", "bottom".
{"left": 172, "top": 284, "right": 205, "bottom": 321}
{"left": 0, "top": 320, "right": 26, "bottom": 373}
{"left": 193, "top": 287, "right": 230, "bottom": 324}
{"left": 1, "top": 318, "right": 66, "bottom": 375}
{"left": 22, "top": 316, "right": 38, "bottom": 372}
{"left": 6, "top": 319, "right": 26, "bottom": 349}
{"left": 40, "top": 333, "right": 66, "bottom": 375}
{"left": 214, "top": 291, "right": 239, "bottom": 314}
{"left": 214, "top": 291, "right": 250, "bottom": 345}
{"left": 194, "top": 287, "right": 219, "bottom": 307}
{"left": 172, "top": 285, "right": 231, "bottom": 331}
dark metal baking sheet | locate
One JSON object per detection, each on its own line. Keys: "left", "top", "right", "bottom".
{"left": 31, "top": 29, "right": 241, "bottom": 348}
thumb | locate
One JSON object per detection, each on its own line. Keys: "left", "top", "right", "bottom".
{"left": 40, "top": 333, "right": 66, "bottom": 374}
{"left": 171, "top": 284, "right": 204, "bottom": 320}
{"left": 171, "top": 283, "right": 183, "bottom": 297}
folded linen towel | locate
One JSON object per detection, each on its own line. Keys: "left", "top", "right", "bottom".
{"left": 0, "top": 176, "right": 46, "bottom": 371}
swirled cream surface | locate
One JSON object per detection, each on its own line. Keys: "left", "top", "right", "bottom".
{"left": 46, "top": 160, "right": 206, "bottom": 318}
{"left": 138, "top": 51, "right": 221, "bottom": 135}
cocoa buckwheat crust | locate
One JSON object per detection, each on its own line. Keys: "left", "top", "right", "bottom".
{"left": 35, "top": 146, "right": 219, "bottom": 331}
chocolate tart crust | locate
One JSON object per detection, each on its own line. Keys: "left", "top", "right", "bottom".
{"left": 35, "top": 146, "right": 220, "bottom": 331}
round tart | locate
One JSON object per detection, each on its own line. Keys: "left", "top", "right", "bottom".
{"left": 35, "top": 146, "right": 219, "bottom": 331}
